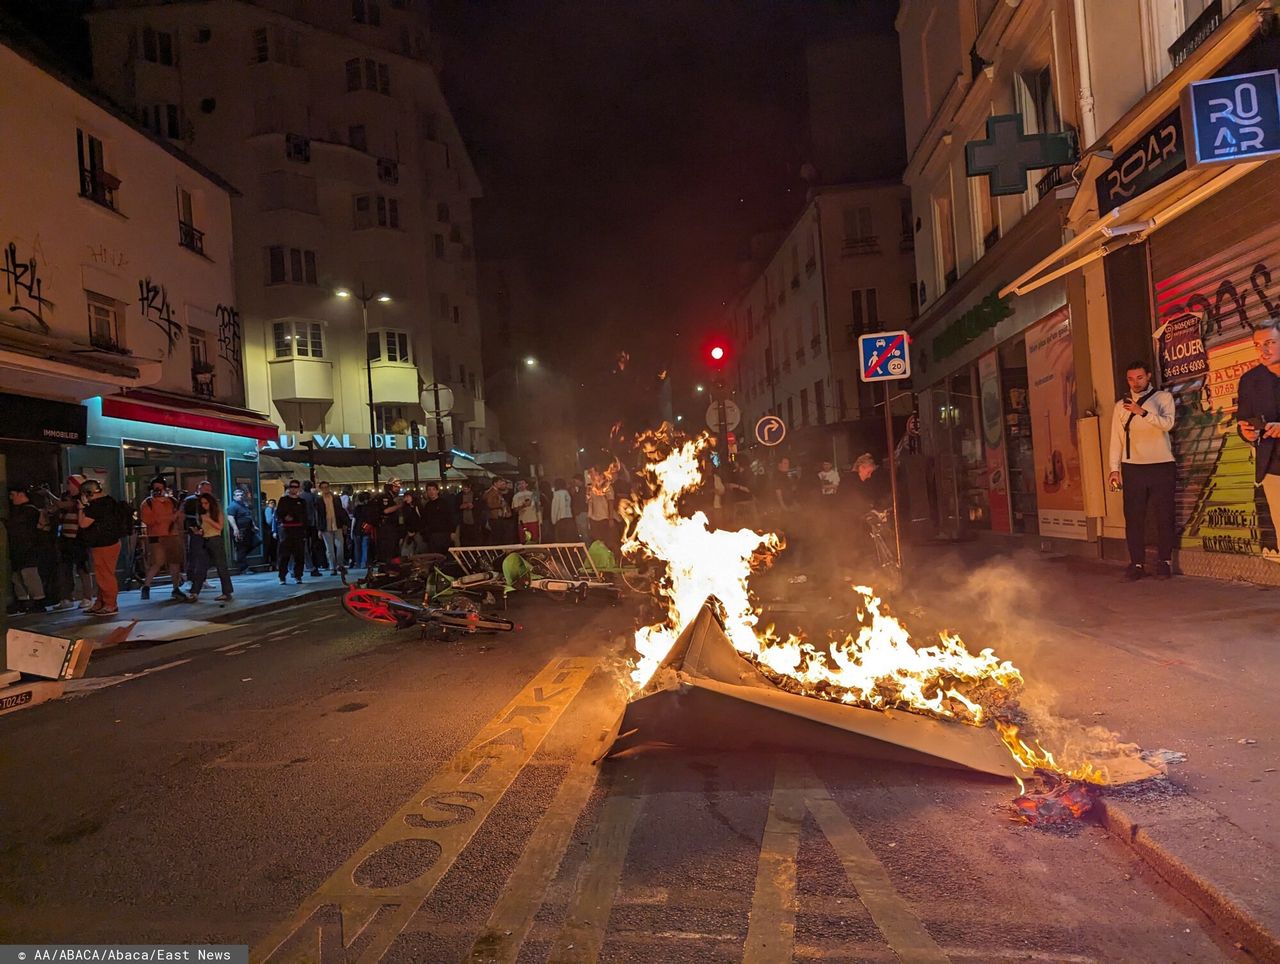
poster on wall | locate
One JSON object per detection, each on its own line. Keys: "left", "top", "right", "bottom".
{"left": 1025, "top": 306, "right": 1087, "bottom": 539}
{"left": 978, "top": 350, "right": 1011, "bottom": 533}
{"left": 1175, "top": 337, "right": 1266, "bottom": 555}
{"left": 1155, "top": 219, "right": 1280, "bottom": 563}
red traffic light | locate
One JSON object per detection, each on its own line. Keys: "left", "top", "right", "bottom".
{"left": 710, "top": 345, "right": 725, "bottom": 361}
{"left": 705, "top": 339, "right": 730, "bottom": 368}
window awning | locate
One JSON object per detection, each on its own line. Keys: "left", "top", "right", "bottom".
{"left": 1000, "top": 160, "right": 1265, "bottom": 299}
{"left": 101, "top": 389, "right": 279, "bottom": 442}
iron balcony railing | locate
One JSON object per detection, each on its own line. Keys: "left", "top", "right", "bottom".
{"left": 1169, "top": 0, "right": 1223, "bottom": 69}
{"left": 79, "top": 167, "right": 118, "bottom": 210}
{"left": 179, "top": 220, "right": 205, "bottom": 255}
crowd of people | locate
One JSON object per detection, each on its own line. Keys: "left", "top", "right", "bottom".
{"left": 4, "top": 449, "right": 896, "bottom": 618}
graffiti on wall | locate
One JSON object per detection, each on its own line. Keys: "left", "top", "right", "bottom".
{"left": 138, "top": 277, "right": 183, "bottom": 356}
{"left": 1, "top": 241, "right": 54, "bottom": 331}
{"left": 1155, "top": 221, "right": 1280, "bottom": 560}
{"left": 216, "top": 303, "right": 242, "bottom": 375}
{"left": 86, "top": 243, "right": 129, "bottom": 269}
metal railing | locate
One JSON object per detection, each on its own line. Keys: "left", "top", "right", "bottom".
{"left": 842, "top": 236, "right": 882, "bottom": 255}
{"left": 1035, "top": 164, "right": 1070, "bottom": 200}
{"left": 179, "top": 220, "right": 205, "bottom": 255}
{"left": 79, "top": 168, "right": 117, "bottom": 210}
{"left": 449, "top": 543, "right": 602, "bottom": 579}
{"left": 1169, "top": 0, "right": 1222, "bottom": 69}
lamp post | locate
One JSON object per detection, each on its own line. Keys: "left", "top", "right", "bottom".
{"left": 514, "top": 355, "right": 540, "bottom": 506}
{"left": 335, "top": 284, "right": 391, "bottom": 487}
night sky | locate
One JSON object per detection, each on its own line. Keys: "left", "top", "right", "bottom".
{"left": 431, "top": 0, "right": 899, "bottom": 436}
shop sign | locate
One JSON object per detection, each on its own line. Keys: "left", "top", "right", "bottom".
{"left": 263, "top": 432, "right": 438, "bottom": 451}
{"left": 931, "top": 291, "right": 1013, "bottom": 364}
{"left": 1185, "top": 69, "right": 1280, "bottom": 167}
{"left": 1095, "top": 108, "right": 1186, "bottom": 216}
{"left": 0, "top": 392, "right": 87, "bottom": 445}
{"left": 965, "top": 114, "right": 1078, "bottom": 197}
{"left": 1156, "top": 311, "right": 1208, "bottom": 383}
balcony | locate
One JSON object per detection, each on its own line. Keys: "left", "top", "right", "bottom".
{"left": 1169, "top": 0, "right": 1222, "bottom": 68}
{"left": 178, "top": 220, "right": 205, "bottom": 255}
{"left": 79, "top": 168, "right": 119, "bottom": 211}
{"left": 1035, "top": 165, "right": 1071, "bottom": 200}
{"left": 269, "top": 355, "right": 333, "bottom": 402}
{"left": 842, "top": 236, "right": 882, "bottom": 256}
{"left": 369, "top": 362, "right": 419, "bottom": 405}
{"left": 192, "top": 364, "right": 215, "bottom": 398}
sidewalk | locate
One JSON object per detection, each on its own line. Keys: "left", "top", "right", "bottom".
{"left": 901, "top": 538, "right": 1280, "bottom": 959}
{"left": 4, "top": 570, "right": 347, "bottom": 649}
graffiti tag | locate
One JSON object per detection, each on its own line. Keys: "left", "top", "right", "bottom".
{"left": 1, "top": 242, "right": 53, "bottom": 331}
{"left": 138, "top": 277, "right": 183, "bottom": 355}
{"left": 216, "top": 303, "right": 242, "bottom": 374}
{"left": 86, "top": 243, "right": 129, "bottom": 269}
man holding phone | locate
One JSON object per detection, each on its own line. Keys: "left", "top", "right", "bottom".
{"left": 1108, "top": 360, "right": 1176, "bottom": 580}
{"left": 1237, "top": 321, "right": 1280, "bottom": 562}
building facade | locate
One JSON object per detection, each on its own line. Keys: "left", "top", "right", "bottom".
{"left": 897, "top": 0, "right": 1280, "bottom": 583}
{"left": 87, "top": 0, "right": 494, "bottom": 491}
{"left": 0, "top": 34, "right": 271, "bottom": 589}
{"left": 730, "top": 183, "right": 916, "bottom": 468}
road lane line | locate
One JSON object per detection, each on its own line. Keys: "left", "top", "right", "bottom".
{"left": 789, "top": 758, "right": 948, "bottom": 964}
{"left": 546, "top": 766, "right": 647, "bottom": 963}
{"left": 743, "top": 765, "right": 805, "bottom": 963}
{"left": 252, "top": 656, "right": 596, "bottom": 964}
{"left": 468, "top": 701, "right": 619, "bottom": 963}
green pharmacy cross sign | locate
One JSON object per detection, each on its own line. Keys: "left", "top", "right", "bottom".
{"left": 965, "top": 114, "right": 1078, "bottom": 196}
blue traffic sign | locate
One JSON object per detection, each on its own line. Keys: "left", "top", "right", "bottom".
{"left": 859, "top": 330, "right": 911, "bottom": 382}
{"left": 755, "top": 414, "right": 786, "bottom": 447}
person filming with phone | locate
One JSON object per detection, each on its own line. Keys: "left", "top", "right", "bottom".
{"left": 1236, "top": 321, "right": 1280, "bottom": 563}
{"left": 1108, "top": 360, "right": 1177, "bottom": 581}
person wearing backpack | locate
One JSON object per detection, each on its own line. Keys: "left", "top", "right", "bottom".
{"left": 77, "top": 479, "right": 126, "bottom": 615}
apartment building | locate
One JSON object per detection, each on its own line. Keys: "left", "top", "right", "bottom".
{"left": 87, "top": 0, "right": 494, "bottom": 488}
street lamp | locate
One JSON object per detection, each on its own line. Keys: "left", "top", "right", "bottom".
{"left": 334, "top": 283, "right": 391, "bottom": 486}
{"left": 524, "top": 356, "right": 537, "bottom": 367}
{"left": 695, "top": 384, "right": 705, "bottom": 394}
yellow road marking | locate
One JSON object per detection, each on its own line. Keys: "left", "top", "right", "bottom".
{"left": 252, "top": 656, "right": 595, "bottom": 963}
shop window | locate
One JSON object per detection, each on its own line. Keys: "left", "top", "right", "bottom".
{"left": 86, "top": 291, "right": 125, "bottom": 352}
{"left": 273, "top": 320, "right": 325, "bottom": 359}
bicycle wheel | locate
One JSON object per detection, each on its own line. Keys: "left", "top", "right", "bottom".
{"left": 619, "top": 568, "right": 653, "bottom": 594}
{"left": 341, "top": 587, "right": 416, "bottom": 626}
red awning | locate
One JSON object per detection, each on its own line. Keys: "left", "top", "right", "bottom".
{"left": 101, "top": 391, "right": 279, "bottom": 443}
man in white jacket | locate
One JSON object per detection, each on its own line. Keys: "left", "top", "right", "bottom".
{"left": 1108, "top": 360, "right": 1177, "bottom": 580}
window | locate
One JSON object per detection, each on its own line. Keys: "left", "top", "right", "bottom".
{"left": 356, "top": 58, "right": 391, "bottom": 94}
{"left": 814, "top": 380, "right": 826, "bottom": 426}
{"left": 437, "top": 202, "right": 450, "bottom": 223}
{"left": 842, "top": 205, "right": 874, "bottom": 242}
{"left": 194, "top": 27, "right": 212, "bottom": 44}
{"left": 348, "top": 125, "right": 367, "bottom": 152}
{"left": 176, "top": 187, "right": 204, "bottom": 255}
{"left": 377, "top": 157, "right": 399, "bottom": 184}
{"left": 76, "top": 128, "right": 117, "bottom": 210}
{"left": 368, "top": 329, "right": 410, "bottom": 363}
{"left": 971, "top": 158, "right": 1001, "bottom": 254}
{"left": 353, "top": 0, "right": 381, "bottom": 25}
{"left": 934, "top": 193, "right": 957, "bottom": 289}
{"left": 190, "top": 327, "right": 209, "bottom": 366}
{"left": 273, "top": 320, "right": 324, "bottom": 358}
{"left": 433, "top": 233, "right": 445, "bottom": 258}
{"left": 345, "top": 58, "right": 362, "bottom": 91}
{"left": 468, "top": 371, "right": 478, "bottom": 396}
{"left": 254, "top": 25, "right": 300, "bottom": 65}
{"left": 848, "top": 288, "right": 879, "bottom": 340}
{"left": 373, "top": 405, "right": 406, "bottom": 434}
{"left": 451, "top": 305, "right": 460, "bottom": 325}
{"left": 86, "top": 291, "right": 124, "bottom": 351}
{"left": 1015, "top": 65, "right": 1061, "bottom": 136}
{"left": 141, "top": 26, "right": 175, "bottom": 66}
{"left": 253, "top": 27, "right": 269, "bottom": 63}
{"left": 266, "top": 246, "right": 317, "bottom": 285}
{"left": 354, "top": 194, "right": 400, "bottom": 229}
{"left": 799, "top": 388, "right": 809, "bottom": 426}
{"left": 285, "top": 133, "right": 310, "bottom": 163}
{"left": 143, "top": 104, "right": 181, "bottom": 139}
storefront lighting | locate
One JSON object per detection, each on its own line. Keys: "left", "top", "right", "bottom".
{"left": 524, "top": 356, "right": 537, "bottom": 367}
{"left": 335, "top": 288, "right": 352, "bottom": 299}
{"left": 377, "top": 294, "right": 392, "bottom": 303}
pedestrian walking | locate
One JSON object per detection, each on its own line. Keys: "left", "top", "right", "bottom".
{"left": 1237, "top": 321, "right": 1280, "bottom": 562}
{"left": 7, "top": 487, "right": 49, "bottom": 613}
{"left": 76, "top": 479, "right": 129, "bottom": 616}
{"left": 1108, "top": 360, "right": 1177, "bottom": 580}
{"left": 262, "top": 497, "right": 278, "bottom": 566}
{"left": 139, "top": 476, "right": 187, "bottom": 600}
{"left": 275, "top": 479, "right": 308, "bottom": 584}
{"left": 299, "top": 480, "right": 325, "bottom": 577}
{"left": 187, "top": 492, "right": 233, "bottom": 602}
{"left": 551, "top": 478, "right": 577, "bottom": 542}
{"left": 512, "top": 479, "right": 540, "bottom": 543}
{"left": 315, "top": 480, "right": 349, "bottom": 574}
{"left": 457, "top": 481, "right": 484, "bottom": 546}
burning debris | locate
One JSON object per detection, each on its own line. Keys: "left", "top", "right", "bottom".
{"left": 1009, "top": 773, "right": 1100, "bottom": 827}
{"left": 611, "top": 431, "right": 1161, "bottom": 805}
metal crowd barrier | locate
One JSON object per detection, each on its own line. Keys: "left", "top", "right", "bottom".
{"left": 449, "top": 543, "right": 601, "bottom": 580}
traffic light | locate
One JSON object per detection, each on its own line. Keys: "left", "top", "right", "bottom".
{"left": 703, "top": 337, "right": 731, "bottom": 370}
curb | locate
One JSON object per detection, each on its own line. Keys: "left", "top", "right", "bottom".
{"left": 1096, "top": 797, "right": 1280, "bottom": 962}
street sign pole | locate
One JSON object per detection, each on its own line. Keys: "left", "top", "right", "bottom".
{"left": 883, "top": 381, "right": 902, "bottom": 570}
{"left": 409, "top": 419, "right": 421, "bottom": 493}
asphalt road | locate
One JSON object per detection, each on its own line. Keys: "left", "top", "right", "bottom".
{"left": 0, "top": 591, "right": 1245, "bottom": 962}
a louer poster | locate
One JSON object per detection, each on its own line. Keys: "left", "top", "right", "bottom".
{"left": 1025, "top": 306, "right": 1086, "bottom": 539}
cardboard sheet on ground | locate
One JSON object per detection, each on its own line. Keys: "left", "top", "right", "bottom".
{"left": 606, "top": 603, "right": 1159, "bottom": 784}
{"left": 74, "top": 619, "right": 230, "bottom": 647}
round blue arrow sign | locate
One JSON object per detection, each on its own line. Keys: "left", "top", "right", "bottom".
{"left": 755, "top": 415, "right": 786, "bottom": 446}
